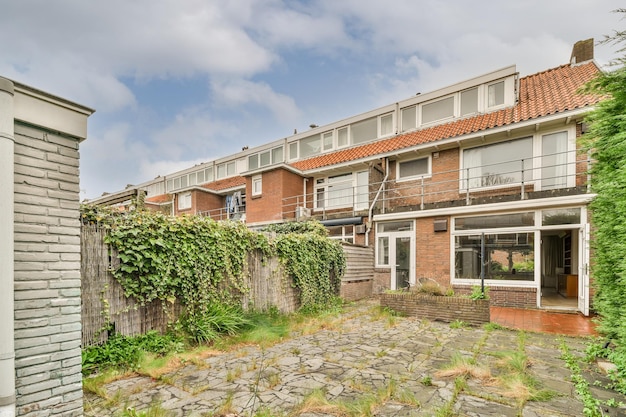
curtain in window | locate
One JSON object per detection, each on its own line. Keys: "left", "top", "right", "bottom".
{"left": 542, "top": 132, "right": 568, "bottom": 190}
{"left": 464, "top": 148, "right": 483, "bottom": 189}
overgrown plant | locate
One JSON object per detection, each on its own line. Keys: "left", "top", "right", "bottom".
{"left": 265, "top": 221, "right": 345, "bottom": 312}
{"left": 581, "top": 15, "right": 626, "bottom": 391}
{"left": 82, "top": 206, "right": 345, "bottom": 329}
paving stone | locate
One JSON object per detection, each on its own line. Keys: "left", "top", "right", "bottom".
{"left": 83, "top": 299, "right": 622, "bottom": 416}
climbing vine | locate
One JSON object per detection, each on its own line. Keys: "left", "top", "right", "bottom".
{"left": 81, "top": 207, "right": 345, "bottom": 317}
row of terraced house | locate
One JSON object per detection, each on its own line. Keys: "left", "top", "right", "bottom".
{"left": 91, "top": 39, "right": 602, "bottom": 317}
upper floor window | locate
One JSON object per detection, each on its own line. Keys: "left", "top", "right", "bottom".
{"left": 463, "top": 137, "right": 533, "bottom": 189}
{"left": 488, "top": 81, "right": 505, "bottom": 107}
{"left": 252, "top": 175, "right": 262, "bottom": 196}
{"left": 398, "top": 157, "right": 430, "bottom": 180}
{"left": 314, "top": 171, "right": 368, "bottom": 211}
{"left": 351, "top": 117, "right": 378, "bottom": 145}
{"left": 249, "top": 146, "right": 284, "bottom": 170}
{"left": 422, "top": 96, "right": 454, "bottom": 124}
{"left": 178, "top": 192, "right": 192, "bottom": 210}
{"left": 460, "top": 87, "right": 478, "bottom": 116}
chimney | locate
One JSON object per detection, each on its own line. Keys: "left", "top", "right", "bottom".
{"left": 570, "top": 38, "right": 594, "bottom": 64}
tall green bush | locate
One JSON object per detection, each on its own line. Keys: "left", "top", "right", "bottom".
{"left": 582, "top": 22, "right": 626, "bottom": 392}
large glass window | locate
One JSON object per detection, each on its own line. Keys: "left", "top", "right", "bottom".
{"left": 351, "top": 117, "right": 377, "bottom": 145}
{"left": 463, "top": 137, "right": 533, "bottom": 189}
{"left": 455, "top": 232, "right": 534, "bottom": 281}
{"left": 422, "top": 96, "right": 454, "bottom": 124}
{"left": 377, "top": 236, "right": 389, "bottom": 265}
{"left": 315, "top": 171, "right": 368, "bottom": 210}
{"left": 455, "top": 212, "right": 534, "bottom": 230}
{"left": 300, "top": 134, "right": 321, "bottom": 158}
{"left": 542, "top": 208, "right": 581, "bottom": 225}
{"left": 541, "top": 131, "right": 569, "bottom": 190}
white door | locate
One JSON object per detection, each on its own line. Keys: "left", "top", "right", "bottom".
{"left": 578, "top": 224, "right": 590, "bottom": 316}
{"left": 390, "top": 234, "right": 415, "bottom": 290}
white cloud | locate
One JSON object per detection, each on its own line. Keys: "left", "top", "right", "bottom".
{"left": 210, "top": 78, "right": 301, "bottom": 125}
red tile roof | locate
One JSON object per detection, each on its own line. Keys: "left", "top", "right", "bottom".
{"left": 201, "top": 176, "right": 246, "bottom": 192}
{"left": 291, "top": 62, "right": 601, "bottom": 172}
{"left": 146, "top": 194, "right": 172, "bottom": 204}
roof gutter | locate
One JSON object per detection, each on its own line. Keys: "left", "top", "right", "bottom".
{"left": 0, "top": 77, "right": 16, "bottom": 417}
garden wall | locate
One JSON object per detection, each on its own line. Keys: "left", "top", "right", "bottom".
{"left": 81, "top": 224, "right": 301, "bottom": 347}
{"left": 379, "top": 293, "right": 490, "bottom": 326}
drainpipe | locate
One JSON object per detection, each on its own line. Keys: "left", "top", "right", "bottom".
{"left": 0, "top": 77, "right": 16, "bottom": 417}
{"left": 365, "top": 158, "right": 389, "bottom": 247}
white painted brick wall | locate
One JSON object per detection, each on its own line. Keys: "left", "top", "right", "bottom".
{"left": 13, "top": 124, "right": 83, "bottom": 417}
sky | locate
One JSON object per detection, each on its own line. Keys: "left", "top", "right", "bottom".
{"left": 0, "top": 1, "right": 623, "bottom": 200}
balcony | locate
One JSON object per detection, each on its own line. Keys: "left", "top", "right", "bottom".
{"left": 282, "top": 150, "right": 591, "bottom": 222}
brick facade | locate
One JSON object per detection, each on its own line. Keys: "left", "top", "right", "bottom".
{"left": 13, "top": 124, "right": 85, "bottom": 416}
{"left": 380, "top": 292, "right": 490, "bottom": 326}
{"left": 246, "top": 168, "right": 304, "bottom": 224}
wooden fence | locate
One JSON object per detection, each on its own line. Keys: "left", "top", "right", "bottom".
{"left": 81, "top": 226, "right": 377, "bottom": 347}
{"left": 81, "top": 224, "right": 301, "bottom": 347}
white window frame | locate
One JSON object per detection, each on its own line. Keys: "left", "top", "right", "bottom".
{"left": 397, "top": 156, "right": 431, "bottom": 182}
{"left": 487, "top": 80, "right": 505, "bottom": 108}
{"left": 178, "top": 192, "right": 192, "bottom": 210}
{"left": 460, "top": 127, "right": 575, "bottom": 193}
{"left": 314, "top": 171, "right": 368, "bottom": 211}
{"left": 379, "top": 113, "right": 394, "bottom": 137}
{"left": 252, "top": 175, "right": 262, "bottom": 196}
{"left": 420, "top": 95, "right": 455, "bottom": 126}
{"left": 328, "top": 225, "right": 355, "bottom": 244}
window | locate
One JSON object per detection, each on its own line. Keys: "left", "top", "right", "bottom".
{"left": 205, "top": 167, "right": 214, "bottom": 183}
{"left": 328, "top": 225, "right": 354, "bottom": 244}
{"left": 463, "top": 137, "right": 533, "bottom": 189}
{"left": 351, "top": 117, "right": 377, "bottom": 145}
{"left": 380, "top": 113, "right": 393, "bottom": 136}
{"left": 398, "top": 157, "right": 429, "bottom": 179}
{"left": 217, "top": 164, "right": 226, "bottom": 179}
{"left": 315, "top": 171, "right": 368, "bottom": 210}
{"left": 289, "top": 142, "right": 298, "bottom": 160}
{"left": 337, "top": 127, "right": 349, "bottom": 148}
{"left": 252, "top": 175, "right": 262, "bottom": 196}
{"left": 401, "top": 106, "right": 417, "bottom": 132}
{"left": 541, "top": 131, "right": 569, "bottom": 190}
{"left": 455, "top": 212, "right": 535, "bottom": 231}
{"left": 460, "top": 87, "right": 478, "bottom": 116}
{"left": 542, "top": 208, "right": 581, "bottom": 226}
{"left": 178, "top": 192, "right": 192, "bottom": 210}
{"left": 226, "top": 161, "right": 236, "bottom": 176}
{"left": 188, "top": 173, "right": 197, "bottom": 186}
{"left": 455, "top": 232, "right": 534, "bottom": 281}
{"left": 322, "top": 131, "right": 333, "bottom": 151}
{"left": 260, "top": 151, "right": 271, "bottom": 166}
{"left": 197, "top": 170, "right": 205, "bottom": 184}
{"left": 272, "top": 146, "right": 284, "bottom": 164}
{"left": 488, "top": 81, "right": 504, "bottom": 107}
{"left": 248, "top": 154, "right": 259, "bottom": 170}
{"left": 300, "top": 134, "right": 321, "bottom": 158}
{"left": 377, "top": 236, "right": 389, "bottom": 265}
{"left": 422, "top": 96, "right": 454, "bottom": 124}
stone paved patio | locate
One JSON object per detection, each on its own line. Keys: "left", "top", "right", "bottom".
{"left": 84, "top": 299, "right": 626, "bottom": 416}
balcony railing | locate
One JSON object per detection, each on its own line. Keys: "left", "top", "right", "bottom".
{"left": 282, "top": 150, "right": 591, "bottom": 221}
{"left": 198, "top": 204, "right": 246, "bottom": 221}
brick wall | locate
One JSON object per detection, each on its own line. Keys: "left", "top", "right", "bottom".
{"left": 454, "top": 285, "right": 537, "bottom": 309}
{"left": 13, "top": 124, "right": 83, "bottom": 416}
{"left": 340, "top": 280, "right": 373, "bottom": 301}
{"left": 415, "top": 217, "right": 451, "bottom": 287}
{"left": 380, "top": 292, "right": 490, "bottom": 326}
{"left": 246, "top": 168, "right": 303, "bottom": 223}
